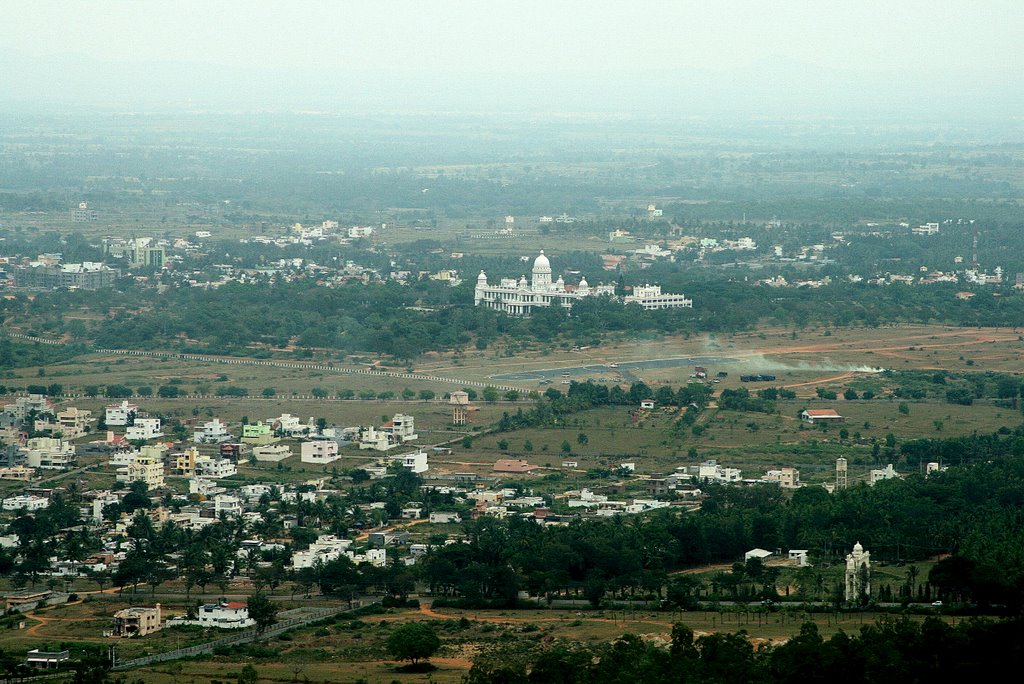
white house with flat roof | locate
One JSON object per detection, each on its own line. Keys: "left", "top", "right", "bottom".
{"left": 698, "top": 460, "right": 741, "bottom": 483}
{"left": 115, "top": 447, "right": 165, "bottom": 488}
{"left": 393, "top": 450, "right": 428, "bottom": 473}
{"left": 125, "top": 418, "right": 163, "bottom": 441}
{"left": 105, "top": 400, "right": 139, "bottom": 426}
{"left": 21, "top": 437, "right": 76, "bottom": 470}
{"left": 196, "top": 601, "right": 254, "bottom": 629}
{"left": 194, "top": 455, "right": 237, "bottom": 479}
{"left": 253, "top": 444, "right": 291, "bottom": 462}
{"left": 269, "top": 413, "right": 311, "bottom": 437}
{"left": 2, "top": 495, "right": 49, "bottom": 511}
{"left": 193, "top": 418, "right": 232, "bottom": 443}
{"left": 292, "top": 535, "right": 353, "bottom": 569}
{"left": 359, "top": 425, "right": 395, "bottom": 451}
{"left": 3, "top": 394, "right": 53, "bottom": 420}
{"left": 381, "top": 414, "right": 418, "bottom": 442}
{"left": 869, "top": 464, "right": 900, "bottom": 485}
{"left": 765, "top": 467, "right": 801, "bottom": 489}
{"left": 300, "top": 440, "right": 340, "bottom": 464}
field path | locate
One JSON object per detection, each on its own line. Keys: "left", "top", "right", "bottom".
{"left": 781, "top": 372, "right": 856, "bottom": 389}
{"left": 353, "top": 517, "right": 431, "bottom": 542}
{"left": 24, "top": 599, "right": 96, "bottom": 637}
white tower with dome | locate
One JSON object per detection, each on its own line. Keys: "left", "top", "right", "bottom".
{"left": 844, "top": 542, "right": 871, "bottom": 603}
{"left": 531, "top": 250, "right": 552, "bottom": 289}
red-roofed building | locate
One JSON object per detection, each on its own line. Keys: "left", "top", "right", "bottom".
{"left": 801, "top": 409, "right": 845, "bottom": 424}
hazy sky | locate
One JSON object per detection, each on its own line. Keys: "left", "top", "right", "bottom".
{"left": 3, "top": 0, "right": 1022, "bottom": 116}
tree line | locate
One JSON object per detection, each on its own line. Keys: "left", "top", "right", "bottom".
{"left": 465, "top": 616, "right": 1024, "bottom": 684}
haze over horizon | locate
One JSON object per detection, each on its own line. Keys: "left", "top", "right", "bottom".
{"left": 3, "top": 0, "right": 1022, "bottom": 120}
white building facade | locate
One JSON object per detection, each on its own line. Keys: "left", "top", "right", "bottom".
{"left": 292, "top": 534, "right": 353, "bottom": 569}
{"left": 474, "top": 251, "right": 617, "bottom": 316}
{"left": 193, "top": 418, "right": 232, "bottom": 443}
{"left": 194, "top": 455, "right": 237, "bottom": 479}
{"left": 196, "top": 601, "right": 254, "bottom": 629}
{"left": 125, "top": 418, "right": 163, "bottom": 441}
{"left": 623, "top": 284, "right": 693, "bottom": 310}
{"left": 105, "top": 401, "right": 139, "bottom": 426}
{"left": 393, "top": 450, "right": 429, "bottom": 474}
{"left": 22, "top": 437, "right": 76, "bottom": 470}
{"left": 300, "top": 440, "right": 340, "bottom": 464}
{"left": 382, "top": 414, "right": 418, "bottom": 442}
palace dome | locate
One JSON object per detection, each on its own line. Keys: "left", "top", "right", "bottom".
{"left": 532, "top": 250, "right": 551, "bottom": 274}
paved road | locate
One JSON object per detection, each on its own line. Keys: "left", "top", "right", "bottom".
{"left": 491, "top": 355, "right": 736, "bottom": 382}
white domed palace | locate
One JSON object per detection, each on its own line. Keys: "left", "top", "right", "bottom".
{"left": 473, "top": 251, "right": 692, "bottom": 316}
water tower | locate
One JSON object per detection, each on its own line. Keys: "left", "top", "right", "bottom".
{"left": 450, "top": 391, "right": 470, "bottom": 426}
{"left": 836, "top": 457, "right": 848, "bottom": 490}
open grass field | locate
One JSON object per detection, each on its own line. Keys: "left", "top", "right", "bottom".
{"left": 6, "top": 324, "right": 1018, "bottom": 493}
{"left": 7, "top": 323, "right": 1021, "bottom": 400}
{"left": 417, "top": 324, "right": 1024, "bottom": 391}
{"left": 5, "top": 352, "right": 472, "bottom": 400}
{"left": 117, "top": 601, "right": 969, "bottom": 684}
{"left": 455, "top": 392, "right": 1018, "bottom": 487}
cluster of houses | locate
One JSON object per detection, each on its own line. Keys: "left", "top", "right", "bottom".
{"left": 2, "top": 394, "right": 431, "bottom": 479}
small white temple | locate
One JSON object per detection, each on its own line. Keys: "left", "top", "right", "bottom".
{"left": 844, "top": 541, "right": 871, "bottom": 602}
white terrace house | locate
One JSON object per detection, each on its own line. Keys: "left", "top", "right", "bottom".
{"left": 392, "top": 450, "right": 429, "bottom": 474}
{"left": 300, "top": 440, "right": 340, "bottom": 464}
{"left": 34, "top": 407, "right": 92, "bottom": 439}
{"left": 359, "top": 425, "right": 397, "bottom": 451}
{"left": 21, "top": 437, "right": 76, "bottom": 470}
{"left": 764, "top": 467, "right": 801, "bottom": 489}
{"left": 3, "top": 393, "right": 54, "bottom": 420}
{"left": 105, "top": 400, "right": 139, "bottom": 426}
{"left": 697, "top": 460, "right": 742, "bottom": 483}
{"left": 292, "top": 535, "right": 353, "bottom": 569}
{"left": 125, "top": 418, "right": 163, "bottom": 441}
{"left": 381, "top": 414, "right": 418, "bottom": 443}
{"left": 347, "top": 548, "right": 387, "bottom": 568}
{"left": 869, "top": 464, "right": 900, "bottom": 486}
{"left": 189, "top": 477, "right": 225, "bottom": 497}
{"left": 252, "top": 444, "right": 292, "bottom": 462}
{"left": 213, "top": 494, "right": 242, "bottom": 517}
{"left": 115, "top": 447, "right": 165, "bottom": 488}
{"left": 269, "top": 413, "right": 312, "bottom": 437}
{"left": 193, "top": 418, "right": 232, "bottom": 443}
{"left": 196, "top": 601, "right": 254, "bottom": 629}
{"left": 194, "top": 455, "right": 237, "bottom": 479}
{"left": 2, "top": 495, "right": 49, "bottom": 511}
